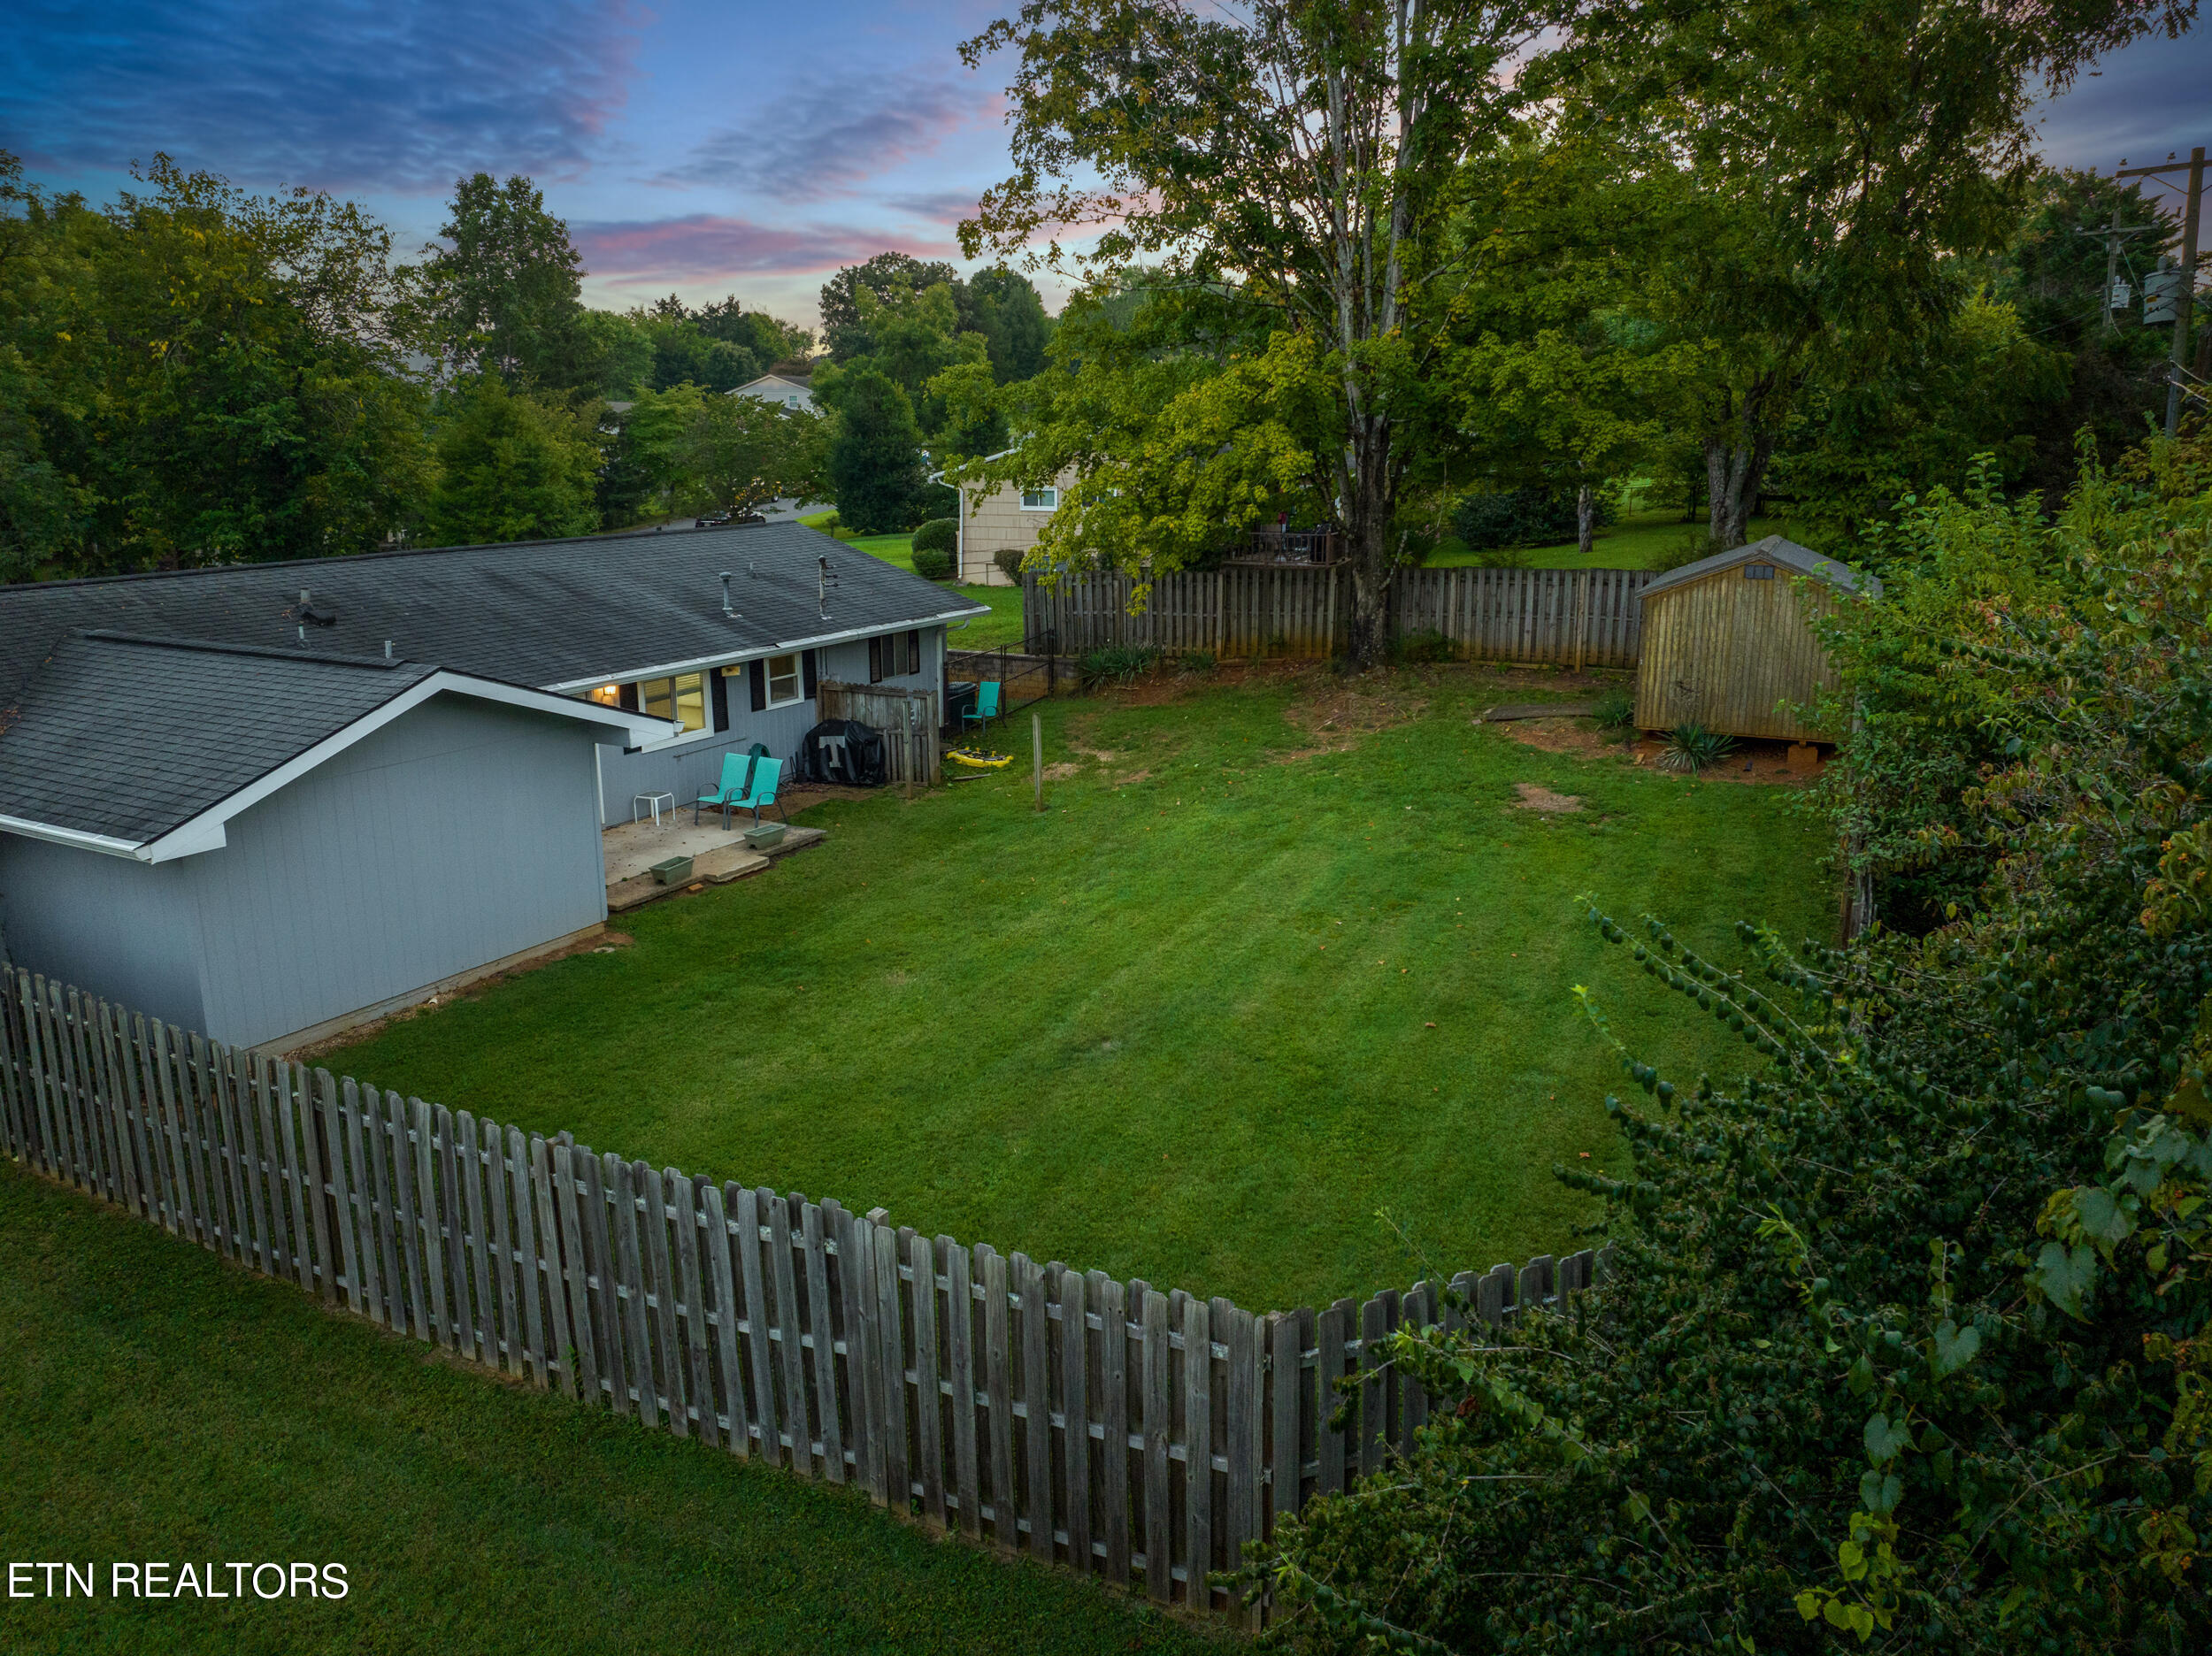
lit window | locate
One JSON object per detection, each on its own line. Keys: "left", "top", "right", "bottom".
{"left": 765, "top": 652, "right": 803, "bottom": 708}
{"left": 1020, "top": 487, "right": 1057, "bottom": 510}
{"left": 640, "top": 671, "right": 708, "bottom": 732}
{"left": 588, "top": 684, "right": 622, "bottom": 708}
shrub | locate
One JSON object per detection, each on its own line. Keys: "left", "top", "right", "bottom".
{"left": 1176, "top": 648, "right": 1217, "bottom": 674}
{"left": 1451, "top": 485, "right": 1617, "bottom": 552}
{"left": 1659, "top": 719, "right": 1735, "bottom": 771}
{"left": 1256, "top": 445, "right": 2212, "bottom": 1655}
{"left": 1389, "top": 629, "right": 1456, "bottom": 664}
{"left": 1077, "top": 646, "right": 1162, "bottom": 690}
{"left": 994, "top": 546, "right": 1027, "bottom": 583}
{"left": 911, "top": 516, "right": 958, "bottom": 556}
{"left": 910, "top": 544, "right": 954, "bottom": 580}
{"left": 1590, "top": 686, "right": 1634, "bottom": 729}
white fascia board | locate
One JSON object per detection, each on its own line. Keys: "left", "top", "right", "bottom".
{"left": 0, "top": 815, "right": 153, "bottom": 862}
{"left": 544, "top": 610, "right": 992, "bottom": 694}
{"left": 136, "top": 671, "right": 670, "bottom": 864}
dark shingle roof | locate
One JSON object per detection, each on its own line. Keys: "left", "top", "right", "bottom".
{"left": 0, "top": 522, "right": 987, "bottom": 704}
{"left": 1638, "top": 534, "right": 1881, "bottom": 601}
{"left": 0, "top": 633, "right": 439, "bottom": 844}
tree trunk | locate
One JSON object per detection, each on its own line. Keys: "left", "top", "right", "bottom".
{"left": 1576, "top": 484, "right": 1596, "bottom": 558}
{"left": 1704, "top": 435, "right": 1771, "bottom": 550}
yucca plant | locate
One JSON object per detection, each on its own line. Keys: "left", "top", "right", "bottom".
{"left": 1660, "top": 720, "right": 1736, "bottom": 772}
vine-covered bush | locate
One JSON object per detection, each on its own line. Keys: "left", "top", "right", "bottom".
{"left": 1256, "top": 437, "right": 2212, "bottom": 1652}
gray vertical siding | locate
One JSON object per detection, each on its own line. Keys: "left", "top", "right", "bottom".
{"left": 0, "top": 692, "right": 610, "bottom": 1050}
{"left": 593, "top": 627, "right": 946, "bottom": 824}
{"left": 0, "top": 835, "right": 208, "bottom": 1033}
{"left": 181, "top": 695, "right": 609, "bottom": 1046}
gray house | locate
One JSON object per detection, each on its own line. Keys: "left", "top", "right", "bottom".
{"left": 0, "top": 523, "right": 982, "bottom": 1049}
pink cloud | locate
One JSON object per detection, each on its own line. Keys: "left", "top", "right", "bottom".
{"left": 572, "top": 214, "right": 962, "bottom": 283}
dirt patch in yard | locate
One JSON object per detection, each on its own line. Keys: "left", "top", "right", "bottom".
{"left": 1491, "top": 716, "right": 1825, "bottom": 786}
{"left": 1276, "top": 673, "right": 1430, "bottom": 761}
{"left": 1043, "top": 762, "right": 1081, "bottom": 780}
{"left": 1513, "top": 782, "right": 1584, "bottom": 813}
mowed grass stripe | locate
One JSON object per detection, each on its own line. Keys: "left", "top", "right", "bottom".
{"left": 0, "top": 1162, "right": 1222, "bottom": 1656}
{"left": 326, "top": 667, "right": 1830, "bottom": 1311}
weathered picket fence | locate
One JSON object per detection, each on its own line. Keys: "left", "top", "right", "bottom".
{"left": 1025, "top": 564, "right": 1653, "bottom": 668}
{"left": 0, "top": 965, "right": 1603, "bottom": 1626}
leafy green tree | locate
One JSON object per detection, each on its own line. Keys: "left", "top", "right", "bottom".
{"left": 580, "top": 309, "right": 655, "bottom": 400}
{"left": 679, "top": 393, "right": 826, "bottom": 516}
{"left": 425, "top": 376, "right": 602, "bottom": 545}
{"left": 420, "top": 173, "right": 597, "bottom": 392}
{"left": 0, "top": 150, "right": 433, "bottom": 575}
{"left": 1546, "top": 0, "right": 2183, "bottom": 548}
{"left": 596, "top": 381, "right": 708, "bottom": 525}
{"left": 819, "top": 253, "right": 960, "bottom": 362}
{"left": 963, "top": 0, "right": 1540, "bottom": 663}
{"left": 1770, "top": 293, "right": 2067, "bottom": 547}
{"left": 826, "top": 365, "right": 926, "bottom": 533}
{"left": 693, "top": 295, "right": 811, "bottom": 366}
{"left": 966, "top": 266, "right": 1053, "bottom": 383}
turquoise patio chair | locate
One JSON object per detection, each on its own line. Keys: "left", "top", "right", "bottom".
{"left": 729, "top": 755, "right": 787, "bottom": 824}
{"left": 694, "top": 752, "right": 753, "bottom": 827}
{"left": 963, "top": 680, "right": 1002, "bottom": 734}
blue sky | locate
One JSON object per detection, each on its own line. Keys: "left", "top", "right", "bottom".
{"left": 4, "top": 1, "right": 2207, "bottom": 330}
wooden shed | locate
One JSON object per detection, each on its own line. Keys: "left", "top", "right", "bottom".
{"left": 1632, "top": 534, "right": 1878, "bottom": 742}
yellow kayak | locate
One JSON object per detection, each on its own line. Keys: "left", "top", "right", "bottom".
{"left": 947, "top": 747, "right": 1011, "bottom": 769}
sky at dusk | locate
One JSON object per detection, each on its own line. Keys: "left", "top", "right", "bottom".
{"left": 4, "top": 2, "right": 2208, "bottom": 331}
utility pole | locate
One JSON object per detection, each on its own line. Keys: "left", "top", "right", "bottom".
{"left": 2116, "top": 146, "right": 2206, "bottom": 436}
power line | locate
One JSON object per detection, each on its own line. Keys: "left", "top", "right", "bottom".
{"left": 2114, "top": 146, "right": 2206, "bottom": 436}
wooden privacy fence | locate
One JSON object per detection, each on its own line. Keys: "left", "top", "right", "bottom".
{"left": 0, "top": 965, "right": 1604, "bottom": 1627}
{"left": 815, "top": 681, "right": 941, "bottom": 786}
{"left": 1026, "top": 564, "right": 1652, "bottom": 669}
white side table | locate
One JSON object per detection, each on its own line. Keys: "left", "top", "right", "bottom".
{"left": 633, "top": 791, "right": 676, "bottom": 826}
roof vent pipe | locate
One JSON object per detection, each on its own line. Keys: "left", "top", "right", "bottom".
{"left": 383, "top": 640, "right": 394, "bottom": 659}
{"left": 719, "top": 571, "right": 741, "bottom": 619}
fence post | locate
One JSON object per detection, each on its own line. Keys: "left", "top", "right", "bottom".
{"left": 1033, "top": 713, "right": 1044, "bottom": 813}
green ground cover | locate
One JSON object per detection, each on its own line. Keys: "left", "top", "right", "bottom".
{"left": 1426, "top": 507, "right": 1799, "bottom": 571}
{"left": 329, "top": 666, "right": 1831, "bottom": 1313}
{"left": 801, "top": 511, "right": 1025, "bottom": 647}
{"left": 0, "top": 1162, "right": 1219, "bottom": 1656}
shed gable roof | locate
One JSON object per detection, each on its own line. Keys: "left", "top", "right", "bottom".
{"left": 1637, "top": 534, "right": 1881, "bottom": 602}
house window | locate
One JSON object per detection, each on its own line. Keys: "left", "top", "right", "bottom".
{"left": 640, "top": 672, "right": 708, "bottom": 733}
{"left": 1744, "top": 564, "right": 1776, "bottom": 579}
{"left": 1019, "top": 487, "right": 1058, "bottom": 510}
{"left": 786, "top": 395, "right": 800, "bottom": 407}
{"left": 587, "top": 684, "right": 622, "bottom": 708}
{"left": 869, "top": 636, "right": 888, "bottom": 684}
{"left": 764, "top": 652, "right": 803, "bottom": 708}
{"left": 907, "top": 629, "right": 921, "bottom": 674}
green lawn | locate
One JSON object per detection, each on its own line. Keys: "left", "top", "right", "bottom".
{"left": 328, "top": 666, "right": 1831, "bottom": 1313}
{"left": 802, "top": 512, "right": 1025, "bottom": 648}
{"left": 0, "top": 1162, "right": 1220, "bottom": 1656}
{"left": 1427, "top": 508, "right": 1799, "bottom": 571}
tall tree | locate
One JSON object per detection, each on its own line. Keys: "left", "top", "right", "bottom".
{"left": 819, "top": 252, "right": 961, "bottom": 362}
{"left": 967, "top": 266, "right": 1054, "bottom": 382}
{"left": 420, "top": 173, "right": 597, "bottom": 393}
{"left": 826, "top": 365, "right": 926, "bottom": 533}
{"left": 963, "top": 0, "right": 1541, "bottom": 664}
{"left": 1548, "top": 0, "right": 2192, "bottom": 548}
{"left": 425, "top": 376, "right": 602, "bottom": 545}
{"left": 0, "top": 150, "right": 432, "bottom": 576}
{"left": 680, "top": 395, "right": 826, "bottom": 516}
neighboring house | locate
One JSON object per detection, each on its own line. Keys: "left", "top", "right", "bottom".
{"left": 945, "top": 453, "right": 1081, "bottom": 586}
{"left": 729, "top": 372, "right": 815, "bottom": 413}
{"left": 0, "top": 523, "right": 985, "bottom": 1049}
